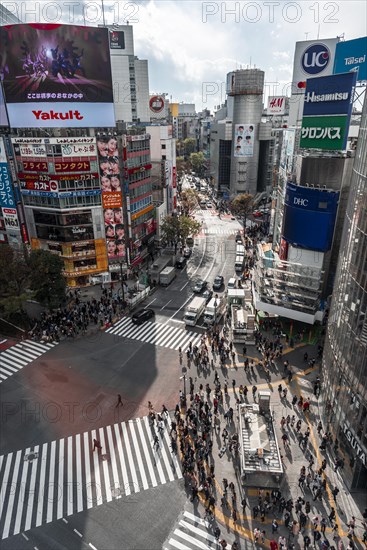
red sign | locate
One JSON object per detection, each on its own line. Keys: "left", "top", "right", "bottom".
{"left": 149, "top": 95, "right": 165, "bottom": 113}
{"left": 54, "top": 160, "right": 90, "bottom": 172}
{"left": 172, "top": 166, "right": 177, "bottom": 188}
{"left": 22, "top": 161, "right": 48, "bottom": 172}
{"left": 20, "top": 179, "right": 58, "bottom": 192}
{"left": 102, "top": 192, "right": 122, "bottom": 209}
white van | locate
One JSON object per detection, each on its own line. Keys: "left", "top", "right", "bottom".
{"left": 235, "top": 256, "right": 244, "bottom": 273}
{"left": 227, "top": 277, "right": 236, "bottom": 289}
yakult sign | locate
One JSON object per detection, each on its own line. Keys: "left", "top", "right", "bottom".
{"left": 0, "top": 23, "right": 115, "bottom": 128}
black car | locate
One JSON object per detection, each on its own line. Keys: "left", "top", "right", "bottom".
{"left": 213, "top": 275, "right": 224, "bottom": 291}
{"left": 175, "top": 257, "right": 187, "bottom": 269}
{"left": 193, "top": 279, "right": 208, "bottom": 293}
{"left": 131, "top": 308, "right": 155, "bottom": 325}
{"left": 202, "top": 289, "right": 213, "bottom": 303}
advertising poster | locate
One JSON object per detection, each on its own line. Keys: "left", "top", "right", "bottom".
{"left": 267, "top": 96, "right": 286, "bottom": 115}
{"left": 0, "top": 85, "right": 9, "bottom": 127}
{"left": 234, "top": 124, "right": 255, "bottom": 157}
{"left": 300, "top": 115, "right": 349, "bottom": 150}
{"left": 109, "top": 30, "right": 125, "bottom": 50}
{"left": 0, "top": 138, "right": 16, "bottom": 209}
{"left": 97, "top": 136, "right": 125, "bottom": 261}
{"left": 303, "top": 72, "right": 357, "bottom": 117}
{"left": 333, "top": 37, "right": 367, "bottom": 82}
{"left": 0, "top": 23, "right": 115, "bottom": 128}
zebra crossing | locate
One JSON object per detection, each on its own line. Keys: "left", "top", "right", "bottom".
{"left": 0, "top": 414, "right": 182, "bottom": 540}
{"left": 0, "top": 340, "right": 57, "bottom": 384}
{"left": 195, "top": 209, "right": 218, "bottom": 216}
{"left": 164, "top": 510, "right": 221, "bottom": 550}
{"left": 197, "top": 228, "right": 239, "bottom": 236}
{"left": 106, "top": 317, "right": 202, "bottom": 350}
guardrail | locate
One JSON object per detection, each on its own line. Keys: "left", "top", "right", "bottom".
{"left": 127, "top": 286, "right": 152, "bottom": 310}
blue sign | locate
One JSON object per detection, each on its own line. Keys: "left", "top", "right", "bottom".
{"left": 333, "top": 37, "right": 367, "bottom": 82}
{"left": 301, "top": 43, "right": 331, "bottom": 76}
{"left": 283, "top": 183, "right": 339, "bottom": 252}
{"left": 21, "top": 189, "right": 101, "bottom": 198}
{"left": 303, "top": 72, "right": 357, "bottom": 117}
{"left": 0, "top": 163, "right": 15, "bottom": 208}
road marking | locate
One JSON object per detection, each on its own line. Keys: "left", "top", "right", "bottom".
{"left": 21, "top": 533, "right": 29, "bottom": 541}
{"left": 146, "top": 298, "right": 156, "bottom": 307}
{"left": 46, "top": 441, "right": 56, "bottom": 522}
{"left": 57, "top": 439, "right": 64, "bottom": 519}
{"left": 25, "top": 445, "right": 39, "bottom": 531}
{"left": 91, "top": 429, "right": 103, "bottom": 506}
{"left": 73, "top": 528, "right": 83, "bottom": 538}
{"left": 62, "top": 518, "right": 68, "bottom": 524}
{"left": 180, "top": 281, "right": 189, "bottom": 291}
{"left": 160, "top": 299, "right": 172, "bottom": 310}
{"left": 89, "top": 544, "right": 98, "bottom": 550}
{"left": 83, "top": 432, "right": 93, "bottom": 509}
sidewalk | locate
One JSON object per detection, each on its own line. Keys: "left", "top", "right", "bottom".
{"left": 178, "top": 334, "right": 365, "bottom": 549}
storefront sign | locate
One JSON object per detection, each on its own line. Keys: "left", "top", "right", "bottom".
{"left": 300, "top": 115, "right": 349, "bottom": 150}
{"left": 343, "top": 422, "right": 366, "bottom": 466}
{"left": 54, "top": 161, "right": 90, "bottom": 172}
{"left": 0, "top": 162, "right": 15, "bottom": 208}
{"left": 61, "top": 143, "right": 97, "bottom": 157}
{"left": 19, "top": 144, "right": 47, "bottom": 157}
{"left": 102, "top": 192, "right": 122, "bottom": 209}
{"left": 3, "top": 208, "right": 19, "bottom": 229}
{"left": 22, "top": 161, "right": 48, "bottom": 172}
{"left": 20, "top": 179, "right": 59, "bottom": 192}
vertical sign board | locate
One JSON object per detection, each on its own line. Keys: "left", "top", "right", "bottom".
{"left": 333, "top": 37, "right": 367, "bottom": 82}
{"left": 0, "top": 23, "right": 115, "bottom": 128}
{"left": 97, "top": 136, "right": 125, "bottom": 262}
{"left": 300, "top": 72, "right": 357, "bottom": 151}
{"left": 0, "top": 137, "right": 16, "bottom": 209}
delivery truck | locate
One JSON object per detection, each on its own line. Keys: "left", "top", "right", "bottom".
{"left": 203, "top": 296, "right": 226, "bottom": 325}
{"left": 183, "top": 296, "right": 206, "bottom": 326}
{"left": 159, "top": 266, "right": 176, "bottom": 286}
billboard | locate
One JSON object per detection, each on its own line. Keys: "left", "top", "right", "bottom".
{"left": 97, "top": 136, "right": 125, "bottom": 261}
{"left": 333, "top": 37, "right": 367, "bottom": 82}
{"left": 0, "top": 138, "right": 16, "bottom": 209}
{"left": 303, "top": 72, "right": 357, "bottom": 117}
{"left": 0, "top": 85, "right": 9, "bottom": 127}
{"left": 0, "top": 23, "right": 115, "bottom": 128}
{"left": 267, "top": 96, "right": 287, "bottom": 115}
{"left": 300, "top": 115, "right": 349, "bottom": 150}
{"left": 283, "top": 183, "right": 339, "bottom": 252}
{"left": 291, "top": 39, "right": 339, "bottom": 92}
{"left": 109, "top": 30, "right": 125, "bottom": 50}
{"left": 149, "top": 96, "right": 165, "bottom": 113}
{"left": 234, "top": 124, "right": 255, "bottom": 157}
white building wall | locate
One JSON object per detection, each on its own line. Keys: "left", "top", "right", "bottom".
{"left": 110, "top": 55, "right": 132, "bottom": 122}
{"left": 135, "top": 59, "right": 150, "bottom": 122}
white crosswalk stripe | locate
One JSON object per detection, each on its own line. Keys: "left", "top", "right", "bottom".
{"left": 0, "top": 415, "right": 182, "bottom": 540}
{"left": 106, "top": 317, "right": 202, "bottom": 350}
{"left": 195, "top": 209, "right": 217, "bottom": 216}
{"left": 0, "top": 340, "right": 56, "bottom": 383}
{"left": 203, "top": 228, "right": 239, "bottom": 235}
{"left": 164, "top": 511, "right": 221, "bottom": 550}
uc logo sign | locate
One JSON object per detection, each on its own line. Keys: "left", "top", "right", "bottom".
{"left": 301, "top": 43, "right": 330, "bottom": 75}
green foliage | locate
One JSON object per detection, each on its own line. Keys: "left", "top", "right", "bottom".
{"left": 230, "top": 193, "right": 253, "bottom": 225}
{"left": 0, "top": 245, "right": 30, "bottom": 317}
{"left": 28, "top": 249, "right": 66, "bottom": 308}
{"left": 180, "top": 189, "right": 198, "bottom": 215}
{"left": 161, "top": 215, "right": 201, "bottom": 247}
{"left": 189, "top": 151, "right": 205, "bottom": 174}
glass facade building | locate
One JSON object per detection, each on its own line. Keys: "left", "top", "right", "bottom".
{"left": 321, "top": 94, "right": 367, "bottom": 491}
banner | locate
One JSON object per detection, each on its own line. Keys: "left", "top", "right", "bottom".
{"left": 333, "top": 37, "right": 367, "bottom": 82}
{"left": 0, "top": 23, "right": 115, "bottom": 128}
{"left": 300, "top": 115, "right": 349, "bottom": 150}
{"left": 234, "top": 124, "right": 255, "bottom": 157}
{"left": 303, "top": 72, "right": 357, "bottom": 117}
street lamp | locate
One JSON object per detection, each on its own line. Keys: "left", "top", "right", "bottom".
{"left": 214, "top": 293, "right": 219, "bottom": 325}
{"left": 119, "top": 260, "right": 125, "bottom": 302}
{"left": 179, "top": 374, "right": 187, "bottom": 407}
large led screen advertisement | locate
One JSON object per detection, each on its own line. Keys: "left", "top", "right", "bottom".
{"left": 0, "top": 23, "right": 115, "bottom": 128}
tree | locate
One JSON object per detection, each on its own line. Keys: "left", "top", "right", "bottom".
{"left": 183, "top": 137, "right": 196, "bottom": 155}
{"left": 28, "top": 249, "right": 66, "bottom": 308}
{"left": 161, "top": 215, "right": 201, "bottom": 252}
{"left": 230, "top": 193, "right": 254, "bottom": 229}
{"left": 180, "top": 189, "right": 198, "bottom": 215}
{"left": 176, "top": 156, "right": 191, "bottom": 179}
{"left": 189, "top": 151, "right": 206, "bottom": 176}
{"left": 0, "top": 245, "right": 29, "bottom": 318}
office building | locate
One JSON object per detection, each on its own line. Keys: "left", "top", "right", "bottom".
{"left": 321, "top": 93, "right": 367, "bottom": 491}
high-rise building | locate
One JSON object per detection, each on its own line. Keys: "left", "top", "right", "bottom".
{"left": 321, "top": 93, "right": 367, "bottom": 491}
{"left": 0, "top": 4, "right": 22, "bottom": 24}
{"left": 104, "top": 25, "right": 150, "bottom": 123}
{"left": 228, "top": 69, "right": 265, "bottom": 196}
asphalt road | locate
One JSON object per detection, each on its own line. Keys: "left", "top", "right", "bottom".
{"left": 0, "top": 205, "right": 243, "bottom": 549}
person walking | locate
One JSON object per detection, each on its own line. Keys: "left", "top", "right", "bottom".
{"left": 92, "top": 438, "right": 102, "bottom": 452}
{"left": 115, "top": 394, "right": 123, "bottom": 408}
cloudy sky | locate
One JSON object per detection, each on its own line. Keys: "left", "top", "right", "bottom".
{"left": 3, "top": 0, "right": 367, "bottom": 111}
